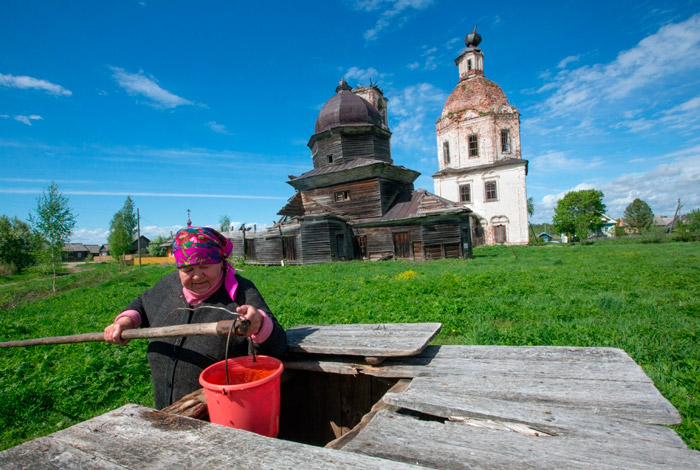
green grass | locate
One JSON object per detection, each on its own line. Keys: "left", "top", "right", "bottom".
{"left": 0, "top": 239, "right": 698, "bottom": 451}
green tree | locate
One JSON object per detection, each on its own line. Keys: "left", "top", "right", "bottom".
{"left": 623, "top": 198, "right": 654, "bottom": 233}
{"left": 147, "top": 234, "right": 169, "bottom": 257}
{"left": 675, "top": 208, "right": 700, "bottom": 240}
{"left": 108, "top": 197, "right": 138, "bottom": 266}
{"left": 683, "top": 209, "right": 700, "bottom": 232}
{"left": 0, "top": 215, "right": 36, "bottom": 274}
{"left": 30, "top": 182, "right": 76, "bottom": 292}
{"left": 552, "top": 189, "right": 606, "bottom": 243}
{"left": 108, "top": 211, "right": 131, "bottom": 266}
{"left": 219, "top": 214, "right": 231, "bottom": 232}
{"left": 121, "top": 196, "right": 137, "bottom": 239}
{"left": 527, "top": 197, "right": 537, "bottom": 242}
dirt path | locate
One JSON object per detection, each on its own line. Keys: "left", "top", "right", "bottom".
{"left": 0, "top": 262, "right": 96, "bottom": 287}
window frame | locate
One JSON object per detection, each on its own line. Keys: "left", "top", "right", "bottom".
{"left": 334, "top": 190, "right": 350, "bottom": 202}
{"left": 500, "top": 129, "right": 511, "bottom": 153}
{"left": 485, "top": 180, "right": 498, "bottom": 202}
{"left": 468, "top": 134, "right": 479, "bottom": 157}
{"left": 443, "top": 141, "right": 450, "bottom": 165}
{"left": 459, "top": 183, "right": 471, "bottom": 203}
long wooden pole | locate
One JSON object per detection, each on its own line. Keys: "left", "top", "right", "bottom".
{"left": 0, "top": 319, "right": 245, "bottom": 348}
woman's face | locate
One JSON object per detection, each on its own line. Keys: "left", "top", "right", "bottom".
{"left": 178, "top": 262, "right": 223, "bottom": 294}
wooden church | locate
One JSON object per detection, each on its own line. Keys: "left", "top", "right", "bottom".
{"left": 228, "top": 80, "right": 474, "bottom": 264}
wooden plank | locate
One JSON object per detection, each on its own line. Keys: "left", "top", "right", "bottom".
{"left": 284, "top": 345, "right": 658, "bottom": 384}
{"left": 384, "top": 371, "right": 680, "bottom": 426}
{"left": 0, "top": 404, "right": 429, "bottom": 470}
{"left": 286, "top": 322, "right": 441, "bottom": 357}
{"left": 343, "top": 410, "right": 700, "bottom": 470}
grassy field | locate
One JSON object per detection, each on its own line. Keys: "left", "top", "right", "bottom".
{"left": 0, "top": 239, "right": 698, "bottom": 451}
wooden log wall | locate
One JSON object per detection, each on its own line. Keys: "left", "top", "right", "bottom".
{"left": 372, "top": 133, "right": 391, "bottom": 162}
{"left": 312, "top": 128, "right": 392, "bottom": 169}
{"left": 303, "top": 179, "right": 385, "bottom": 219}
{"left": 300, "top": 219, "right": 334, "bottom": 264}
{"left": 354, "top": 225, "right": 423, "bottom": 260}
{"left": 378, "top": 179, "right": 414, "bottom": 214}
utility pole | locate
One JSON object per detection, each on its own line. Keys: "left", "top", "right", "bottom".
{"left": 669, "top": 198, "right": 682, "bottom": 231}
{"left": 137, "top": 208, "right": 142, "bottom": 267}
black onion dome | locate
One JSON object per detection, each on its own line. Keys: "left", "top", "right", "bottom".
{"left": 314, "top": 81, "right": 384, "bottom": 134}
{"left": 465, "top": 25, "right": 482, "bottom": 48}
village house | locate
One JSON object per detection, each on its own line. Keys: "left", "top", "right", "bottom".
{"left": 432, "top": 28, "right": 529, "bottom": 246}
{"left": 62, "top": 243, "right": 90, "bottom": 262}
{"left": 226, "top": 80, "right": 475, "bottom": 264}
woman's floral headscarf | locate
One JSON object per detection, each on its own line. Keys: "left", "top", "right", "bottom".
{"left": 173, "top": 226, "right": 232, "bottom": 268}
{"left": 173, "top": 226, "right": 238, "bottom": 302}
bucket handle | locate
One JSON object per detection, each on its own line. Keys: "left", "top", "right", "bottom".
{"left": 223, "top": 318, "right": 257, "bottom": 392}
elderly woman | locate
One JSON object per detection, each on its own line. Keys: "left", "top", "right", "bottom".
{"left": 104, "top": 226, "right": 286, "bottom": 409}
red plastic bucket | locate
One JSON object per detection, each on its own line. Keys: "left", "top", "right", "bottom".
{"left": 199, "top": 355, "right": 283, "bottom": 437}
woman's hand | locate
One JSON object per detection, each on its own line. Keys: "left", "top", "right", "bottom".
{"left": 236, "top": 305, "right": 262, "bottom": 337}
{"left": 104, "top": 317, "right": 136, "bottom": 345}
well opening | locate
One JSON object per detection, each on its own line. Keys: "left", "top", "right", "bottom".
{"left": 278, "top": 369, "right": 399, "bottom": 447}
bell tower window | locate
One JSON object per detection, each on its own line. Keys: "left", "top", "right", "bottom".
{"left": 443, "top": 141, "right": 450, "bottom": 165}
{"left": 500, "top": 129, "right": 510, "bottom": 153}
{"left": 468, "top": 134, "right": 479, "bottom": 157}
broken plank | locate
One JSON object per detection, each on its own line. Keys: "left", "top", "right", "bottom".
{"left": 343, "top": 410, "right": 700, "bottom": 470}
{"left": 384, "top": 372, "right": 681, "bottom": 426}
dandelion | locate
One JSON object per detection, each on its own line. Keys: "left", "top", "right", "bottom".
{"left": 395, "top": 269, "right": 416, "bottom": 281}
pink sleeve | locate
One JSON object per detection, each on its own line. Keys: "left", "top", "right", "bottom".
{"left": 251, "top": 309, "right": 273, "bottom": 344}
{"left": 114, "top": 310, "right": 142, "bottom": 328}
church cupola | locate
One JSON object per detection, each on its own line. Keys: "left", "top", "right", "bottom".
{"left": 309, "top": 80, "right": 392, "bottom": 170}
{"left": 455, "top": 26, "right": 484, "bottom": 80}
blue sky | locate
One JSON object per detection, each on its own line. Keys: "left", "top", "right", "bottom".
{"left": 1, "top": 1, "right": 699, "bottom": 244}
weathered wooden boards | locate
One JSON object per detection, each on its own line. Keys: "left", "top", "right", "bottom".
{"left": 2, "top": 340, "right": 698, "bottom": 469}
{"left": 329, "top": 345, "right": 700, "bottom": 469}
{"left": 343, "top": 410, "right": 700, "bottom": 470}
{"left": 0, "top": 404, "right": 429, "bottom": 470}
{"left": 285, "top": 322, "right": 441, "bottom": 363}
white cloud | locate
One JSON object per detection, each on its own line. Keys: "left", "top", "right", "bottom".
{"left": 360, "top": 0, "right": 435, "bottom": 42}
{"left": 70, "top": 228, "right": 111, "bottom": 245}
{"left": 13, "top": 115, "right": 43, "bottom": 126}
{"left": 530, "top": 151, "right": 604, "bottom": 173}
{"left": 533, "top": 146, "right": 700, "bottom": 222}
{"left": 0, "top": 73, "right": 72, "bottom": 96}
{"left": 389, "top": 82, "right": 446, "bottom": 153}
{"left": 615, "top": 95, "right": 700, "bottom": 133}
{"left": 110, "top": 66, "right": 193, "bottom": 108}
{"left": 206, "top": 121, "right": 232, "bottom": 135}
{"left": 556, "top": 54, "right": 581, "bottom": 69}
{"left": 348, "top": 0, "right": 384, "bottom": 11}
{"left": 344, "top": 66, "right": 385, "bottom": 85}
{"left": 537, "top": 14, "right": 700, "bottom": 118}
{"left": 445, "top": 37, "right": 461, "bottom": 49}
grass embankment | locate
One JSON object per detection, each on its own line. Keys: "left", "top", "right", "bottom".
{"left": 0, "top": 240, "right": 698, "bottom": 451}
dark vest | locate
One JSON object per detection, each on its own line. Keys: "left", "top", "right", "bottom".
{"left": 126, "top": 271, "right": 287, "bottom": 409}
